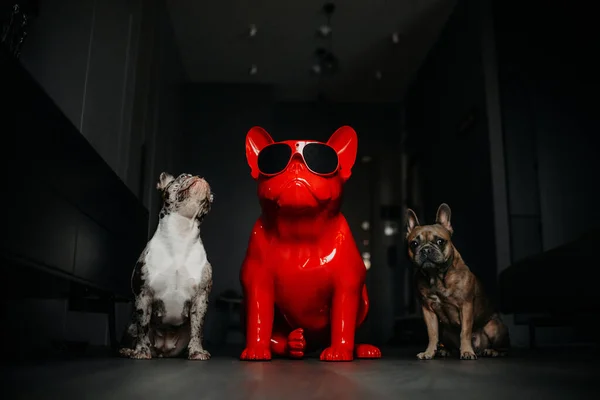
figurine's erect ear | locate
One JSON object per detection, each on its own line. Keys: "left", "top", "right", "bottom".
{"left": 245, "top": 126, "right": 274, "bottom": 179}
{"left": 327, "top": 125, "right": 358, "bottom": 181}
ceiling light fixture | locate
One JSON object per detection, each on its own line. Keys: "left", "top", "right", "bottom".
{"left": 249, "top": 24, "right": 257, "bottom": 37}
{"left": 318, "top": 2, "right": 335, "bottom": 38}
{"left": 249, "top": 64, "right": 258, "bottom": 75}
{"left": 391, "top": 32, "right": 400, "bottom": 44}
{"left": 318, "top": 24, "right": 332, "bottom": 37}
{"left": 313, "top": 2, "right": 338, "bottom": 98}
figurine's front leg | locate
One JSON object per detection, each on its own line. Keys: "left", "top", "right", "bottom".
{"left": 320, "top": 280, "right": 362, "bottom": 362}
{"left": 240, "top": 261, "right": 274, "bottom": 361}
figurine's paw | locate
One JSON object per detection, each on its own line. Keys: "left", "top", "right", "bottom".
{"left": 417, "top": 349, "right": 436, "bottom": 360}
{"left": 240, "top": 346, "right": 272, "bottom": 361}
{"left": 460, "top": 349, "right": 478, "bottom": 360}
{"left": 355, "top": 344, "right": 382, "bottom": 359}
{"left": 188, "top": 349, "right": 211, "bottom": 360}
{"left": 320, "top": 346, "right": 354, "bottom": 362}
{"left": 287, "top": 328, "right": 306, "bottom": 359}
{"left": 129, "top": 347, "right": 152, "bottom": 360}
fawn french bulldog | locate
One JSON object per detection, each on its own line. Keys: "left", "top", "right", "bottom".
{"left": 406, "top": 203, "right": 510, "bottom": 360}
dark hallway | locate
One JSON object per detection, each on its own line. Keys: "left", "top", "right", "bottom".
{"left": 1, "top": 0, "right": 599, "bottom": 398}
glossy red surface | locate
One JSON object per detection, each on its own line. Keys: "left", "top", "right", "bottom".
{"left": 239, "top": 126, "right": 382, "bottom": 362}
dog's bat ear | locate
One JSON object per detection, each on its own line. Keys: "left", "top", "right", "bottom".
{"left": 436, "top": 203, "right": 453, "bottom": 234}
{"left": 406, "top": 208, "right": 420, "bottom": 237}
{"left": 157, "top": 172, "right": 174, "bottom": 191}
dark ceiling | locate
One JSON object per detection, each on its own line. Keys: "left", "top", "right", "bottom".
{"left": 167, "top": 0, "right": 456, "bottom": 102}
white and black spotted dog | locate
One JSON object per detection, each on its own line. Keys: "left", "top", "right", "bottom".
{"left": 119, "top": 172, "right": 214, "bottom": 360}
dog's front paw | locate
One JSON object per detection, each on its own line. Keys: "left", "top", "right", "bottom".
{"left": 417, "top": 349, "right": 436, "bottom": 360}
{"left": 436, "top": 348, "right": 451, "bottom": 357}
{"left": 188, "top": 349, "right": 211, "bottom": 361}
{"left": 482, "top": 349, "right": 501, "bottom": 357}
{"left": 460, "top": 350, "right": 477, "bottom": 360}
{"left": 118, "top": 348, "right": 134, "bottom": 358}
{"left": 129, "top": 347, "right": 152, "bottom": 360}
{"left": 320, "top": 346, "right": 354, "bottom": 361}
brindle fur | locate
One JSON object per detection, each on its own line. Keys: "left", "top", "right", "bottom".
{"left": 406, "top": 203, "right": 510, "bottom": 360}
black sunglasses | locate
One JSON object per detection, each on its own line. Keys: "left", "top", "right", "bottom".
{"left": 257, "top": 142, "right": 339, "bottom": 176}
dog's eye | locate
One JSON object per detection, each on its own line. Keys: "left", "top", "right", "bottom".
{"left": 436, "top": 239, "right": 445, "bottom": 246}
{"left": 409, "top": 240, "right": 419, "bottom": 249}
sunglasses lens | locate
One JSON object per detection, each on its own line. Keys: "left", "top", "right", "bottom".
{"left": 303, "top": 143, "right": 338, "bottom": 175}
{"left": 257, "top": 143, "right": 292, "bottom": 175}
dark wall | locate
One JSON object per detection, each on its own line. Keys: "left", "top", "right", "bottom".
{"left": 18, "top": 0, "right": 189, "bottom": 216}
{"left": 404, "top": 0, "right": 600, "bottom": 305}
{"left": 142, "top": 0, "right": 189, "bottom": 235}
{"left": 20, "top": 0, "right": 143, "bottom": 192}
{"left": 404, "top": 0, "right": 498, "bottom": 298}
{"left": 2, "top": 0, "right": 189, "bottom": 353}
{"left": 181, "top": 86, "right": 403, "bottom": 344}
{"left": 494, "top": 0, "right": 600, "bottom": 255}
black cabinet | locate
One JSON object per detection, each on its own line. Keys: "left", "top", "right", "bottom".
{"left": 1, "top": 53, "right": 148, "bottom": 300}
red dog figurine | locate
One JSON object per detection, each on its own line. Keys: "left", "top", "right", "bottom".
{"left": 239, "top": 125, "right": 382, "bottom": 362}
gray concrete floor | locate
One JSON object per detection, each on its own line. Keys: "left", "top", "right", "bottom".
{"left": 3, "top": 346, "right": 598, "bottom": 399}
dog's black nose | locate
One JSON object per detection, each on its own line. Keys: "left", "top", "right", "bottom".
{"left": 420, "top": 247, "right": 431, "bottom": 256}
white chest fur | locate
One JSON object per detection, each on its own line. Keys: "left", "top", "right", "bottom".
{"left": 143, "top": 213, "right": 209, "bottom": 325}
